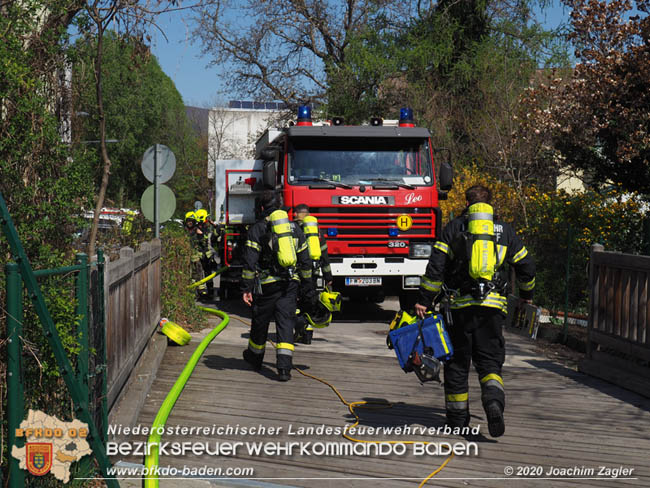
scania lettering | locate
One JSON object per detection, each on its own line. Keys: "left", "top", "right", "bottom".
{"left": 210, "top": 107, "right": 453, "bottom": 308}
{"left": 337, "top": 196, "right": 391, "bottom": 205}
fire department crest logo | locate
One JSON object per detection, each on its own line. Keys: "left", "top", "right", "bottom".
{"left": 26, "top": 443, "right": 53, "bottom": 476}
{"left": 11, "top": 409, "right": 92, "bottom": 483}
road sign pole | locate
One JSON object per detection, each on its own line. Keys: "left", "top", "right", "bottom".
{"left": 141, "top": 144, "right": 176, "bottom": 229}
{"left": 154, "top": 144, "right": 159, "bottom": 238}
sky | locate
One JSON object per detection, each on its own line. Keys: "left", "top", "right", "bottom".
{"left": 151, "top": 2, "right": 571, "bottom": 110}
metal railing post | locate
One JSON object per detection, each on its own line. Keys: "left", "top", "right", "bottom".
{"left": 6, "top": 262, "right": 25, "bottom": 487}
{"left": 0, "top": 191, "right": 119, "bottom": 487}
{"left": 97, "top": 248, "right": 108, "bottom": 444}
{"left": 76, "top": 253, "right": 89, "bottom": 403}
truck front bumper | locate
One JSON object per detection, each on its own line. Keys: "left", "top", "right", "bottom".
{"left": 330, "top": 257, "right": 427, "bottom": 290}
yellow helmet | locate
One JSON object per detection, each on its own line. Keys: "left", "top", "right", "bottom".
{"left": 305, "top": 303, "right": 332, "bottom": 328}
{"left": 195, "top": 208, "right": 208, "bottom": 222}
{"left": 320, "top": 289, "right": 341, "bottom": 312}
{"left": 389, "top": 309, "right": 417, "bottom": 332}
{"left": 185, "top": 211, "right": 196, "bottom": 221}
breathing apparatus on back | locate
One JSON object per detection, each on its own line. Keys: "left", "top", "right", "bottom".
{"left": 301, "top": 215, "right": 322, "bottom": 260}
{"left": 447, "top": 202, "right": 507, "bottom": 300}
{"left": 268, "top": 209, "right": 298, "bottom": 268}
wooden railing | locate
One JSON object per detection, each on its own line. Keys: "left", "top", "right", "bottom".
{"left": 104, "top": 239, "right": 161, "bottom": 408}
{"left": 579, "top": 243, "right": 650, "bottom": 397}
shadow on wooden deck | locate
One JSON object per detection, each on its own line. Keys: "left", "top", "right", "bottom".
{"left": 112, "top": 300, "right": 650, "bottom": 488}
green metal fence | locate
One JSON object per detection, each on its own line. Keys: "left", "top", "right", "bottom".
{"left": 1, "top": 190, "right": 118, "bottom": 487}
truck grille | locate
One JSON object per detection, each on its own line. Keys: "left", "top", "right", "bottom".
{"left": 310, "top": 207, "right": 434, "bottom": 238}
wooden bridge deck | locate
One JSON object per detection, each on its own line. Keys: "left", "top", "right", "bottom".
{"left": 116, "top": 301, "right": 650, "bottom": 487}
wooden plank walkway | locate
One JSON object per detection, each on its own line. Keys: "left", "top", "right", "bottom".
{"left": 115, "top": 300, "right": 650, "bottom": 487}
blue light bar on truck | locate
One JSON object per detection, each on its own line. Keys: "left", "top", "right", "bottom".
{"left": 297, "top": 105, "right": 313, "bottom": 126}
{"left": 399, "top": 107, "right": 414, "bottom": 127}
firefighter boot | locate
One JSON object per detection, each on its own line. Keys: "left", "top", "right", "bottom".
{"left": 294, "top": 317, "right": 307, "bottom": 343}
{"left": 485, "top": 400, "right": 505, "bottom": 437}
{"left": 277, "top": 369, "right": 291, "bottom": 382}
{"left": 242, "top": 349, "right": 263, "bottom": 371}
{"left": 301, "top": 329, "right": 313, "bottom": 345}
{"left": 445, "top": 410, "right": 470, "bottom": 430}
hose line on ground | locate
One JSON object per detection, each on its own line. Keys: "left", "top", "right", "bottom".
{"left": 187, "top": 265, "right": 229, "bottom": 290}
{"left": 143, "top": 306, "right": 229, "bottom": 488}
{"left": 230, "top": 315, "right": 454, "bottom": 486}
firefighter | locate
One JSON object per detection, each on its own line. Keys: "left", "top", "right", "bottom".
{"left": 292, "top": 204, "right": 333, "bottom": 344}
{"left": 184, "top": 210, "right": 210, "bottom": 299}
{"left": 241, "top": 191, "right": 316, "bottom": 381}
{"left": 195, "top": 208, "right": 217, "bottom": 299}
{"left": 121, "top": 209, "right": 137, "bottom": 236}
{"left": 415, "top": 184, "right": 535, "bottom": 438}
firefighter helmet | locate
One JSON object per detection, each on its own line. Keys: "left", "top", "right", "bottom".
{"left": 184, "top": 211, "right": 197, "bottom": 228}
{"left": 304, "top": 302, "right": 332, "bottom": 329}
{"left": 319, "top": 289, "right": 341, "bottom": 312}
{"left": 195, "top": 208, "right": 208, "bottom": 222}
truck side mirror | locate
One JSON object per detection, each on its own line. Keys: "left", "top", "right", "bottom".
{"left": 259, "top": 148, "right": 277, "bottom": 161}
{"left": 439, "top": 161, "right": 453, "bottom": 191}
{"left": 263, "top": 160, "right": 277, "bottom": 189}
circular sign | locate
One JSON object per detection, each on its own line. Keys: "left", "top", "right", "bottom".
{"left": 140, "top": 184, "right": 176, "bottom": 223}
{"left": 141, "top": 144, "right": 176, "bottom": 184}
{"left": 396, "top": 214, "right": 413, "bottom": 231}
{"left": 194, "top": 200, "right": 203, "bottom": 210}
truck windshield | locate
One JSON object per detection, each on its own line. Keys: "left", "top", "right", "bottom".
{"left": 287, "top": 137, "right": 433, "bottom": 187}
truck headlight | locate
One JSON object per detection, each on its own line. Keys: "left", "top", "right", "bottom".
{"left": 404, "top": 276, "right": 421, "bottom": 287}
{"left": 409, "top": 243, "right": 432, "bottom": 258}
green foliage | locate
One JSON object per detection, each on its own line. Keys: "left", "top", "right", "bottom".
{"left": 325, "top": 0, "right": 571, "bottom": 180}
{"left": 71, "top": 31, "right": 206, "bottom": 209}
{"left": 522, "top": 186, "right": 647, "bottom": 311}
{"left": 160, "top": 225, "right": 207, "bottom": 330}
{"left": 0, "top": 3, "right": 99, "bottom": 480}
{"left": 440, "top": 164, "right": 521, "bottom": 224}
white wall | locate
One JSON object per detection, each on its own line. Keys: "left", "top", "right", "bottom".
{"left": 208, "top": 107, "right": 282, "bottom": 161}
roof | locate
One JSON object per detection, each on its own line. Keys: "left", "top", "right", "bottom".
{"left": 287, "top": 125, "right": 431, "bottom": 138}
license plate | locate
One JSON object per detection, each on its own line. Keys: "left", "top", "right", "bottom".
{"left": 345, "top": 277, "right": 382, "bottom": 286}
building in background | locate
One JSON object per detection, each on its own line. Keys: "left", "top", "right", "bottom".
{"left": 208, "top": 101, "right": 288, "bottom": 161}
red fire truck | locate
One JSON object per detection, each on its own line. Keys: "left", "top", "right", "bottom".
{"left": 213, "top": 107, "right": 453, "bottom": 309}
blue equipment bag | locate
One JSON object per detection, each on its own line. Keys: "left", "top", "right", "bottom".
{"left": 388, "top": 313, "right": 453, "bottom": 382}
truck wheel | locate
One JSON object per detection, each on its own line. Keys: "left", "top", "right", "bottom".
{"left": 399, "top": 292, "right": 418, "bottom": 312}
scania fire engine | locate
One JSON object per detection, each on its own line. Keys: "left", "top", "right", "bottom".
{"left": 212, "top": 107, "right": 453, "bottom": 309}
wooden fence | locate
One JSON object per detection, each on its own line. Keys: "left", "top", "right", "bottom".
{"left": 104, "top": 239, "right": 161, "bottom": 409}
{"left": 579, "top": 243, "right": 650, "bottom": 397}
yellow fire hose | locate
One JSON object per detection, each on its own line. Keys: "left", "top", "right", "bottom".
{"left": 144, "top": 267, "right": 228, "bottom": 487}
{"left": 144, "top": 305, "right": 229, "bottom": 488}
{"left": 230, "top": 313, "right": 454, "bottom": 486}
{"left": 147, "top": 263, "right": 452, "bottom": 487}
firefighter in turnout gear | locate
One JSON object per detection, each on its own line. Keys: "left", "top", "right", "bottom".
{"left": 195, "top": 208, "right": 217, "bottom": 299}
{"left": 292, "top": 204, "right": 333, "bottom": 344}
{"left": 415, "top": 185, "right": 535, "bottom": 437}
{"left": 241, "top": 191, "right": 316, "bottom": 381}
{"left": 184, "top": 211, "right": 210, "bottom": 298}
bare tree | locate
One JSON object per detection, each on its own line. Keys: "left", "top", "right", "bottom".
{"left": 84, "top": 0, "right": 202, "bottom": 257}
{"left": 194, "top": 0, "right": 418, "bottom": 106}
{"left": 208, "top": 105, "right": 241, "bottom": 161}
